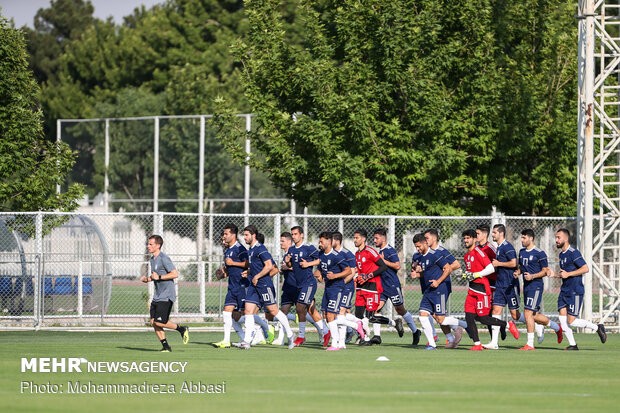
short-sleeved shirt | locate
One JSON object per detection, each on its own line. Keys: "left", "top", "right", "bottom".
{"left": 379, "top": 244, "right": 400, "bottom": 286}
{"left": 495, "top": 240, "right": 518, "bottom": 289}
{"left": 287, "top": 243, "right": 320, "bottom": 286}
{"left": 434, "top": 245, "right": 456, "bottom": 293}
{"left": 319, "top": 249, "right": 348, "bottom": 290}
{"left": 281, "top": 249, "right": 296, "bottom": 289}
{"left": 150, "top": 252, "right": 176, "bottom": 302}
{"left": 225, "top": 241, "right": 249, "bottom": 290}
{"left": 464, "top": 246, "right": 492, "bottom": 294}
{"left": 355, "top": 245, "right": 382, "bottom": 293}
{"left": 248, "top": 242, "right": 274, "bottom": 288}
{"left": 559, "top": 246, "right": 587, "bottom": 295}
{"left": 518, "top": 247, "right": 548, "bottom": 289}
{"left": 337, "top": 247, "right": 357, "bottom": 269}
{"left": 479, "top": 242, "right": 497, "bottom": 285}
{"left": 412, "top": 248, "right": 449, "bottom": 294}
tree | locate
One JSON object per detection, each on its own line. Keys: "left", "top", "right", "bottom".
{"left": 0, "top": 15, "right": 83, "bottom": 212}
{"left": 216, "top": 0, "right": 503, "bottom": 215}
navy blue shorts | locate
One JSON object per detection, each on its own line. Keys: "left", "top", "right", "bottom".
{"left": 281, "top": 284, "right": 298, "bottom": 306}
{"left": 380, "top": 281, "right": 404, "bottom": 307}
{"left": 558, "top": 291, "right": 583, "bottom": 317}
{"left": 493, "top": 283, "right": 520, "bottom": 310}
{"left": 296, "top": 283, "right": 316, "bottom": 306}
{"left": 246, "top": 284, "right": 277, "bottom": 307}
{"left": 224, "top": 287, "right": 246, "bottom": 311}
{"left": 322, "top": 287, "right": 342, "bottom": 314}
{"left": 340, "top": 283, "right": 354, "bottom": 309}
{"left": 419, "top": 290, "right": 448, "bottom": 316}
{"left": 523, "top": 284, "right": 543, "bottom": 313}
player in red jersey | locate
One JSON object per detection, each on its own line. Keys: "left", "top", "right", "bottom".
{"left": 476, "top": 224, "right": 502, "bottom": 345}
{"left": 353, "top": 228, "right": 388, "bottom": 346}
{"left": 462, "top": 229, "right": 519, "bottom": 351}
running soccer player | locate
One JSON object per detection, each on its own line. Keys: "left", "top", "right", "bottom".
{"left": 411, "top": 233, "right": 465, "bottom": 350}
{"left": 315, "top": 232, "right": 352, "bottom": 350}
{"left": 515, "top": 229, "right": 562, "bottom": 351}
{"left": 353, "top": 228, "right": 388, "bottom": 346}
{"left": 549, "top": 228, "right": 607, "bottom": 350}
{"left": 213, "top": 223, "right": 249, "bottom": 348}
{"left": 423, "top": 229, "right": 465, "bottom": 348}
{"left": 285, "top": 226, "right": 323, "bottom": 346}
{"left": 236, "top": 225, "right": 296, "bottom": 350}
{"left": 141, "top": 235, "right": 189, "bottom": 352}
{"left": 331, "top": 231, "right": 366, "bottom": 344}
{"left": 462, "top": 229, "right": 519, "bottom": 351}
{"left": 476, "top": 224, "right": 500, "bottom": 343}
{"left": 271, "top": 232, "right": 300, "bottom": 346}
{"left": 487, "top": 223, "right": 521, "bottom": 349}
{"left": 371, "top": 227, "right": 420, "bottom": 345}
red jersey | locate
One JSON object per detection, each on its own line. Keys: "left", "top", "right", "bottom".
{"left": 464, "top": 246, "right": 491, "bottom": 295}
{"left": 479, "top": 242, "right": 497, "bottom": 287}
{"left": 355, "top": 245, "right": 383, "bottom": 293}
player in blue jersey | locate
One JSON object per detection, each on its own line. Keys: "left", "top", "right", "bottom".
{"left": 515, "top": 229, "right": 562, "bottom": 350}
{"left": 424, "top": 229, "right": 467, "bottom": 348}
{"left": 235, "top": 225, "right": 296, "bottom": 350}
{"left": 410, "top": 233, "right": 460, "bottom": 350}
{"left": 315, "top": 232, "right": 352, "bottom": 350}
{"left": 212, "top": 223, "right": 249, "bottom": 348}
{"left": 332, "top": 231, "right": 366, "bottom": 344}
{"left": 271, "top": 232, "right": 301, "bottom": 346}
{"left": 370, "top": 228, "right": 420, "bottom": 345}
{"left": 549, "top": 229, "right": 606, "bottom": 350}
{"left": 284, "top": 226, "right": 324, "bottom": 346}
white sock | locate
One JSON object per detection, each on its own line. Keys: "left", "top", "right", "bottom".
{"left": 232, "top": 319, "right": 244, "bottom": 340}
{"left": 570, "top": 318, "right": 599, "bottom": 331}
{"left": 441, "top": 316, "right": 460, "bottom": 328}
{"left": 535, "top": 322, "right": 544, "bottom": 336}
{"left": 223, "top": 311, "right": 233, "bottom": 343}
{"left": 327, "top": 320, "right": 340, "bottom": 347}
{"left": 558, "top": 315, "right": 576, "bottom": 346}
{"left": 345, "top": 313, "right": 360, "bottom": 323}
{"left": 474, "top": 340, "right": 481, "bottom": 346}
{"left": 337, "top": 314, "right": 358, "bottom": 329}
{"left": 276, "top": 321, "right": 285, "bottom": 342}
{"left": 527, "top": 332, "right": 534, "bottom": 347}
{"left": 338, "top": 325, "right": 347, "bottom": 347}
{"left": 274, "top": 311, "right": 293, "bottom": 337}
{"left": 362, "top": 317, "right": 370, "bottom": 340}
{"left": 243, "top": 314, "right": 255, "bottom": 343}
{"left": 547, "top": 319, "right": 560, "bottom": 332}
{"left": 253, "top": 315, "right": 269, "bottom": 337}
{"left": 316, "top": 319, "right": 328, "bottom": 335}
{"left": 388, "top": 318, "right": 395, "bottom": 327}
{"left": 446, "top": 333, "right": 455, "bottom": 343}
{"left": 402, "top": 312, "right": 418, "bottom": 333}
{"left": 373, "top": 323, "right": 381, "bottom": 336}
{"left": 420, "top": 316, "right": 436, "bottom": 347}
{"left": 490, "top": 315, "right": 501, "bottom": 346}
{"left": 517, "top": 313, "right": 526, "bottom": 323}
{"left": 298, "top": 321, "right": 306, "bottom": 338}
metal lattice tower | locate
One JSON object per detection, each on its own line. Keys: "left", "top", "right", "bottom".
{"left": 578, "top": 0, "right": 620, "bottom": 325}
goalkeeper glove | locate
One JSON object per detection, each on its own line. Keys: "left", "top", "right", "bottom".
{"left": 356, "top": 273, "right": 374, "bottom": 284}
{"left": 462, "top": 271, "right": 482, "bottom": 282}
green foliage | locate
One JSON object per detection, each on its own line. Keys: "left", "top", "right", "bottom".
{"left": 0, "top": 15, "right": 83, "bottom": 212}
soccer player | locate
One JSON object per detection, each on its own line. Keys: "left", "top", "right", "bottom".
{"left": 236, "top": 225, "right": 296, "bottom": 350}
{"left": 284, "top": 226, "right": 323, "bottom": 346}
{"left": 315, "top": 232, "right": 352, "bottom": 350}
{"left": 411, "top": 233, "right": 466, "bottom": 350}
{"left": 271, "top": 232, "right": 300, "bottom": 346}
{"left": 353, "top": 228, "right": 388, "bottom": 346}
{"left": 212, "top": 223, "right": 249, "bottom": 348}
{"left": 462, "top": 230, "right": 519, "bottom": 351}
{"left": 423, "top": 229, "right": 465, "bottom": 348}
{"left": 371, "top": 227, "right": 420, "bottom": 345}
{"left": 487, "top": 224, "right": 521, "bottom": 349}
{"left": 141, "top": 235, "right": 189, "bottom": 352}
{"left": 332, "top": 231, "right": 366, "bottom": 345}
{"left": 549, "top": 228, "right": 607, "bottom": 350}
{"left": 515, "top": 229, "right": 562, "bottom": 350}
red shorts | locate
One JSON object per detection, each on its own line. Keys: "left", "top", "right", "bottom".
{"left": 355, "top": 290, "right": 380, "bottom": 311}
{"left": 465, "top": 290, "right": 492, "bottom": 316}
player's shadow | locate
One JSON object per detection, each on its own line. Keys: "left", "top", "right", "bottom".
{"left": 116, "top": 346, "right": 161, "bottom": 352}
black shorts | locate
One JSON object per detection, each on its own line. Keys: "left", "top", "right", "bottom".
{"left": 150, "top": 300, "right": 173, "bottom": 324}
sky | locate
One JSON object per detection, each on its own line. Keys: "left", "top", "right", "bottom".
{"left": 0, "top": 0, "right": 164, "bottom": 28}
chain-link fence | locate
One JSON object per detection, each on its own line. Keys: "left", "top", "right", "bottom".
{"left": 0, "top": 211, "right": 598, "bottom": 329}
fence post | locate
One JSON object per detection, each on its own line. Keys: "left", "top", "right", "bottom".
{"left": 274, "top": 215, "right": 281, "bottom": 306}
{"left": 200, "top": 261, "right": 206, "bottom": 316}
{"left": 78, "top": 261, "right": 83, "bottom": 321}
{"left": 34, "top": 212, "right": 43, "bottom": 329}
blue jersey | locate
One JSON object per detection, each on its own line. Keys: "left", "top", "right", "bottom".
{"left": 495, "top": 240, "right": 518, "bottom": 289}
{"left": 434, "top": 245, "right": 455, "bottom": 292}
{"left": 518, "top": 247, "right": 548, "bottom": 289}
{"left": 281, "top": 250, "right": 296, "bottom": 289}
{"left": 338, "top": 247, "right": 357, "bottom": 269}
{"left": 379, "top": 244, "right": 400, "bottom": 286}
{"left": 413, "top": 248, "right": 449, "bottom": 294}
{"left": 319, "top": 249, "right": 348, "bottom": 290}
{"left": 225, "top": 241, "right": 249, "bottom": 290}
{"left": 287, "top": 243, "right": 320, "bottom": 286}
{"left": 248, "top": 242, "right": 274, "bottom": 288}
{"left": 559, "top": 246, "right": 587, "bottom": 295}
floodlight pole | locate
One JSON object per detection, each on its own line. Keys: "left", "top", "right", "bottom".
{"left": 576, "top": 0, "right": 595, "bottom": 322}
{"left": 244, "top": 115, "right": 251, "bottom": 226}
{"left": 153, "top": 117, "right": 159, "bottom": 213}
{"left": 104, "top": 119, "right": 110, "bottom": 211}
{"left": 56, "top": 120, "right": 61, "bottom": 195}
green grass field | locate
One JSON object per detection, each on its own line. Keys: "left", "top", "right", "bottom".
{"left": 0, "top": 330, "right": 616, "bottom": 412}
